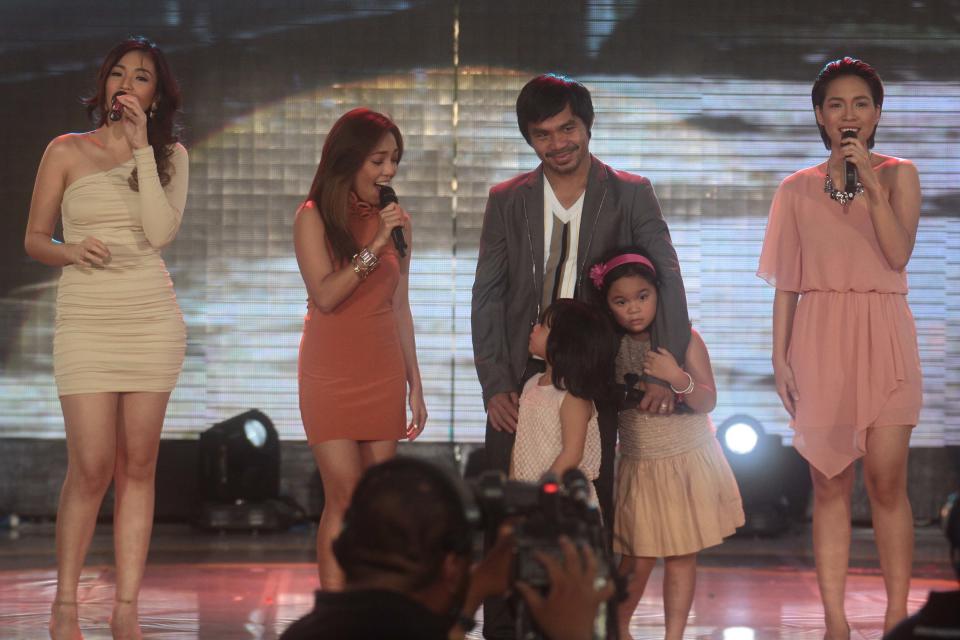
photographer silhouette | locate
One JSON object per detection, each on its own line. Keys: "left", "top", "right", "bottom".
{"left": 280, "top": 456, "right": 613, "bottom": 640}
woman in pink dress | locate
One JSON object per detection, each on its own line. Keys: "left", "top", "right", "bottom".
{"left": 758, "top": 57, "right": 922, "bottom": 638}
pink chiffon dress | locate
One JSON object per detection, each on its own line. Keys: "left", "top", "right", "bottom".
{"left": 757, "top": 160, "right": 922, "bottom": 478}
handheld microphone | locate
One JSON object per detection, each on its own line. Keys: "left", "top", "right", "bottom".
{"left": 108, "top": 91, "right": 127, "bottom": 122}
{"left": 378, "top": 185, "right": 407, "bottom": 258}
{"left": 841, "top": 129, "right": 858, "bottom": 193}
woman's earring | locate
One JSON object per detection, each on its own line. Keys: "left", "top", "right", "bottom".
{"left": 149, "top": 103, "right": 158, "bottom": 119}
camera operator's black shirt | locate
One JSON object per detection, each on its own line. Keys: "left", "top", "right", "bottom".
{"left": 883, "top": 591, "right": 960, "bottom": 639}
{"left": 279, "top": 588, "right": 450, "bottom": 640}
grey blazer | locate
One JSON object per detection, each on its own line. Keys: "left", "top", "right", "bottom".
{"left": 471, "top": 155, "right": 690, "bottom": 407}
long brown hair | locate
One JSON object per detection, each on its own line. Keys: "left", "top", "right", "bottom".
{"left": 83, "top": 36, "right": 182, "bottom": 190}
{"left": 306, "top": 108, "right": 403, "bottom": 263}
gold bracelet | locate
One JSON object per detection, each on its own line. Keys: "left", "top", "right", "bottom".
{"left": 352, "top": 260, "right": 367, "bottom": 280}
{"left": 351, "top": 247, "right": 379, "bottom": 280}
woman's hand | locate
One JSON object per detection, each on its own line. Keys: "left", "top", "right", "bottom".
{"left": 370, "top": 203, "right": 408, "bottom": 254}
{"left": 405, "top": 384, "right": 428, "bottom": 441}
{"left": 840, "top": 135, "right": 882, "bottom": 192}
{"left": 773, "top": 360, "right": 800, "bottom": 418}
{"left": 115, "top": 94, "right": 150, "bottom": 150}
{"left": 66, "top": 236, "right": 111, "bottom": 267}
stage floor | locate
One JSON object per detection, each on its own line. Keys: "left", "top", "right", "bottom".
{"left": 0, "top": 523, "right": 952, "bottom": 639}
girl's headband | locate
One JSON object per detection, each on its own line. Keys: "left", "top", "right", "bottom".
{"left": 589, "top": 254, "right": 657, "bottom": 289}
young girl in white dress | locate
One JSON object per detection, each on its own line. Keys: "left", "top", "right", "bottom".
{"left": 509, "top": 299, "right": 616, "bottom": 504}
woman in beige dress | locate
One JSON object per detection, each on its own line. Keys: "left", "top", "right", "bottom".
{"left": 24, "top": 36, "right": 188, "bottom": 640}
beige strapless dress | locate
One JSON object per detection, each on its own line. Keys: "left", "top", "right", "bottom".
{"left": 54, "top": 145, "right": 188, "bottom": 396}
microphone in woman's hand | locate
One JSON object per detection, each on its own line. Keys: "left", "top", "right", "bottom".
{"left": 379, "top": 185, "right": 407, "bottom": 257}
{"left": 841, "top": 129, "right": 858, "bottom": 193}
{"left": 108, "top": 91, "right": 127, "bottom": 122}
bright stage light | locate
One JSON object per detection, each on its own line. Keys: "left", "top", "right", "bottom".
{"left": 723, "top": 421, "right": 760, "bottom": 455}
{"left": 717, "top": 414, "right": 799, "bottom": 536}
{"left": 718, "top": 415, "right": 765, "bottom": 457}
{"left": 244, "top": 417, "right": 268, "bottom": 448}
{"left": 723, "top": 628, "right": 756, "bottom": 640}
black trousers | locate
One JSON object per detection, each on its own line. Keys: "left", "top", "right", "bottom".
{"left": 481, "top": 360, "right": 617, "bottom": 639}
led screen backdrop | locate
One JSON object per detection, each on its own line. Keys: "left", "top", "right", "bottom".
{"left": 1, "top": 1, "right": 958, "bottom": 445}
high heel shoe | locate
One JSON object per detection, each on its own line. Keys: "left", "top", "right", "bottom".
{"left": 823, "top": 623, "right": 851, "bottom": 640}
{"left": 49, "top": 601, "right": 82, "bottom": 640}
{"left": 110, "top": 599, "right": 143, "bottom": 640}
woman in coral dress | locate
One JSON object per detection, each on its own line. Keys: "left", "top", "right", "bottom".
{"left": 294, "top": 108, "right": 427, "bottom": 590}
{"left": 758, "top": 57, "right": 922, "bottom": 638}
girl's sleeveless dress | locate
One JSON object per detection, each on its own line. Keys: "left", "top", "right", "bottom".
{"left": 614, "top": 336, "right": 744, "bottom": 557}
{"left": 510, "top": 374, "right": 602, "bottom": 505}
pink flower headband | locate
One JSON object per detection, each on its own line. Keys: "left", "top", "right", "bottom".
{"left": 589, "top": 254, "right": 657, "bottom": 289}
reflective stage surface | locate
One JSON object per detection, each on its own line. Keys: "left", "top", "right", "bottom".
{"left": 0, "top": 524, "right": 952, "bottom": 639}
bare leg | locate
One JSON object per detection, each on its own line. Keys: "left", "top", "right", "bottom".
{"left": 358, "top": 440, "right": 397, "bottom": 469}
{"left": 862, "top": 426, "right": 913, "bottom": 633}
{"left": 810, "top": 463, "right": 855, "bottom": 640}
{"left": 109, "top": 392, "right": 170, "bottom": 640}
{"left": 310, "top": 440, "right": 365, "bottom": 590}
{"left": 616, "top": 555, "right": 656, "bottom": 640}
{"left": 50, "top": 393, "right": 120, "bottom": 640}
{"left": 662, "top": 553, "right": 696, "bottom": 640}
{"left": 308, "top": 439, "right": 397, "bottom": 590}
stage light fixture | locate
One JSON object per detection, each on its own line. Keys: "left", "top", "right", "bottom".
{"left": 195, "top": 409, "right": 296, "bottom": 531}
{"left": 718, "top": 414, "right": 791, "bottom": 536}
{"left": 199, "top": 408, "right": 280, "bottom": 503}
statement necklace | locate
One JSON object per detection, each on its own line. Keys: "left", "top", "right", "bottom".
{"left": 823, "top": 167, "right": 864, "bottom": 205}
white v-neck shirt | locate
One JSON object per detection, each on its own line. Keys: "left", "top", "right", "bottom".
{"left": 543, "top": 178, "right": 586, "bottom": 300}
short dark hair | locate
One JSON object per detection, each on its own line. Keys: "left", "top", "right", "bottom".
{"left": 516, "top": 73, "right": 595, "bottom": 145}
{"left": 811, "top": 57, "right": 884, "bottom": 150}
{"left": 542, "top": 299, "right": 616, "bottom": 401}
{"left": 332, "top": 457, "right": 470, "bottom": 591}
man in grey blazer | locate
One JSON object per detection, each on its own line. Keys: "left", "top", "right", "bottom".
{"left": 471, "top": 72, "right": 691, "bottom": 530}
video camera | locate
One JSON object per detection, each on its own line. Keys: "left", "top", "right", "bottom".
{"left": 469, "top": 468, "right": 620, "bottom": 639}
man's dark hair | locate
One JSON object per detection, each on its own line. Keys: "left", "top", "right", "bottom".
{"left": 811, "top": 56, "right": 884, "bottom": 150}
{"left": 332, "top": 457, "right": 471, "bottom": 591}
{"left": 516, "top": 73, "right": 595, "bottom": 145}
{"left": 542, "top": 299, "right": 616, "bottom": 401}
